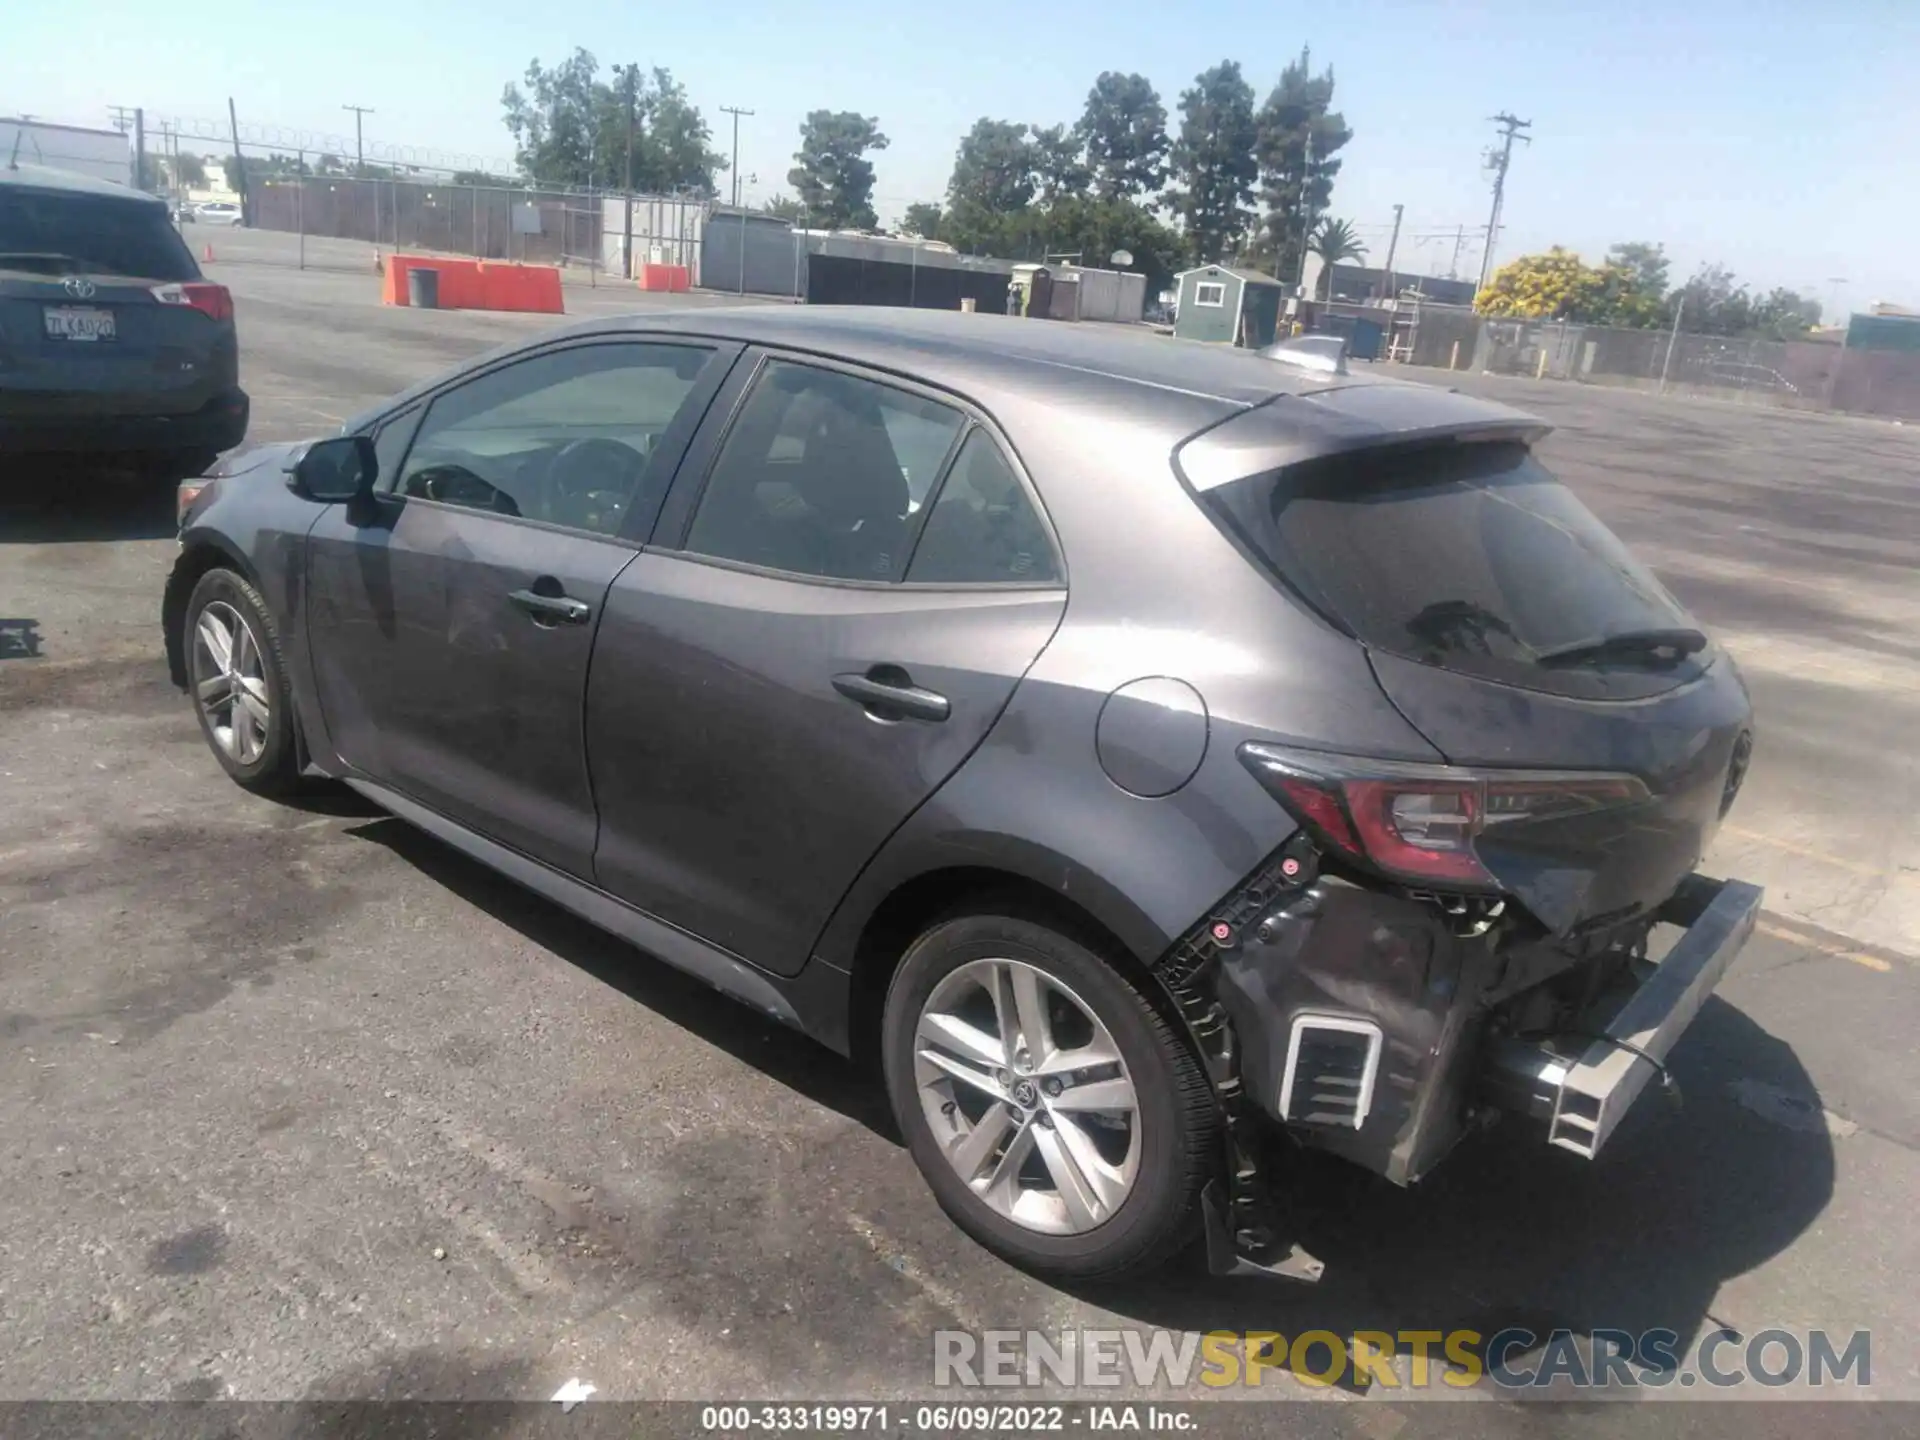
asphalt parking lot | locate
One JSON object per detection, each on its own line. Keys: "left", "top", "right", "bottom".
{"left": 2, "top": 229, "right": 1917, "bottom": 1426}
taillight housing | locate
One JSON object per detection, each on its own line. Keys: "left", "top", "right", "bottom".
{"left": 1239, "top": 741, "right": 1649, "bottom": 889}
{"left": 150, "top": 282, "right": 234, "bottom": 322}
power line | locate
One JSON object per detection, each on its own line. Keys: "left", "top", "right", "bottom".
{"left": 719, "top": 105, "right": 754, "bottom": 209}
{"left": 1477, "top": 112, "right": 1532, "bottom": 295}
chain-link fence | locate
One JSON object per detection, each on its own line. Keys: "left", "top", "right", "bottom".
{"left": 1315, "top": 302, "right": 1920, "bottom": 423}
{"left": 244, "top": 175, "right": 603, "bottom": 269}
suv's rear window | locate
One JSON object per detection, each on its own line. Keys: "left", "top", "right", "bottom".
{"left": 1203, "top": 440, "right": 1701, "bottom": 695}
{"left": 0, "top": 190, "right": 197, "bottom": 281}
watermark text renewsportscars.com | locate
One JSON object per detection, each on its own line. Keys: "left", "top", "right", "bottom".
{"left": 932, "top": 1327, "right": 1872, "bottom": 1391}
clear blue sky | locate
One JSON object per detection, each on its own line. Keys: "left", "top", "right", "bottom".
{"left": 12, "top": 0, "right": 1914, "bottom": 312}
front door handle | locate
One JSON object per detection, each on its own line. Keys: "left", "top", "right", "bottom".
{"left": 507, "top": 586, "right": 591, "bottom": 626}
{"left": 832, "top": 666, "right": 951, "bottom": 723}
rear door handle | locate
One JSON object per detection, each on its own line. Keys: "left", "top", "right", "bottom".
{"left": 832, "top": 667, "right": 951, "bottom": 723}
{"left": 507, "top": 587, "right": 591, "bottom": 626}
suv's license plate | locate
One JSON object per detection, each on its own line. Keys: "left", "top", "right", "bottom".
{"left": 44, "top": 306, "right": 116, "bottom": 341}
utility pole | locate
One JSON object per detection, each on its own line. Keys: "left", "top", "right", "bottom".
{"left": 1825, "top": 277, "right": 1849, "bottom": 325}
{"left": 1476, "top": 112, "right": 1532, "bottom": 295}
{"left": 1380, "top": 203, "right": 1404, "bottom": 300}
{"left": 133, "top": 108, "right": 146, "bottom": 191}
{"left": 1294, "top": 126, "right": 1317, "bottom": 291}
{"left": 623, "top": 65, "right": 639, "bottom": 279}
{"left": 227, "top": 97, "right": 249, "bottom": 227}
{"left": 720, "top": 105, "right": 754, "bottom": 209}
{"left": 1449, "top": 223, "right": 1467, "bottom": 280}
{"left": 342, "top": 104, "right": 373, "bottom": 176}
{"left": 1658, "top": 292, "right": 1686, "bottom": 394}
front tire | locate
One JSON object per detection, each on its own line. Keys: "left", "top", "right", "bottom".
{"left": 881, "top": 912, "right": 1216, "bottom": 1282}
{"left": 183, "top": 567, "right": 301, "bottom": 795}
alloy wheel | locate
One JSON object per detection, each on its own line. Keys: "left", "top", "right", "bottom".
{"left": 191, "top": 600, "right": 271, "bottom": 765}
{"left": 913, "top": 957, "right": 1141, "bottom": 1235}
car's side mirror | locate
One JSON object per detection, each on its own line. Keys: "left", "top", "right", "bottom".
{"left": 288, "top": 435, "right": 377, "bottom": 503}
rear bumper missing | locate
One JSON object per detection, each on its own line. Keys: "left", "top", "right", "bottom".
{"left": 1481, "top": 875, "right": 1763, "bottom": 1158}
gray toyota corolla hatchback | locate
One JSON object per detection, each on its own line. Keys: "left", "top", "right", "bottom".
{"left": 1, "top": 163, "right": 247, "bottom": 478}
{"left": 166, "top": 308, "right": 1759, "bottom": 1282}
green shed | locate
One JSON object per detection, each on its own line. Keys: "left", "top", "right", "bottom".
{"left": 1172, "top": 264, "right": 1289, "bottom": 347}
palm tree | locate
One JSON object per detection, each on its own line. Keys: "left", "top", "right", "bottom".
{"left": 1309, "top": 217, "right": 1367, "bottom": 299}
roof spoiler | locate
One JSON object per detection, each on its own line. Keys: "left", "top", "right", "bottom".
{"left": 1171, "top": 384, "right": 1552, "bottom": 494}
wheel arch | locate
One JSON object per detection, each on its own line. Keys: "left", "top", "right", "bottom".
{"left": 163, "top": 531, "right": 261, "bottom": 690}
{"left": 842, "top": 863, "right": 1190, "bottom": 1075}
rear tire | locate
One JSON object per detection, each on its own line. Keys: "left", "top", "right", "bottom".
{"left": 182, "top": 567, "right": 302, "bottom": 796}
{"left": 881, "top": 912, "right": 1216, "bottom": 1283}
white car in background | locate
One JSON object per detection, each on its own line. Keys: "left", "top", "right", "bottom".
{"left": 194, "top": 200, "right": 245, "bottom": 227}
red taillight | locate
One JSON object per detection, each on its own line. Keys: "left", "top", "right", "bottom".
{"left": 1240, "top": 743, "right": 1649, "bottom": 888}
{"left": 150, "top": 282, "right": 234, "bottom": 323}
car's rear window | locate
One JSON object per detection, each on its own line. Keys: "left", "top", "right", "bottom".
{"left": 0, "top": 189, "right": 198, "bottom": 281}
{"left": 1202, "top": 440, "right": 1702, "bottom": 694}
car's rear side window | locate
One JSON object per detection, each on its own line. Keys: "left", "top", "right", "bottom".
{"left": 0, "top": 191, "right": 198, "bottom": 281}
{"left": 905, "top": 430, "right": 1059, "bottom": 585}
{"left": 1202, "top": 440, "right": 1699, "bottom": 693}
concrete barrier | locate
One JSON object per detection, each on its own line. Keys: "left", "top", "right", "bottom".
{"left": 382, "top": 255, "right": 565, "bottom": 314}
{"left": 638, "top": 263, "right": 691, "bottom": 294}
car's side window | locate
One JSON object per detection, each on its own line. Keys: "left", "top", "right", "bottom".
{"left": 395, "top": 342, "right": 715, "bottom": 539}
{"left": 904, "top": 429, "right": 1061, "bottom": 585}
{"left": 683, "top": 359, "right": 966, "bottom": 582}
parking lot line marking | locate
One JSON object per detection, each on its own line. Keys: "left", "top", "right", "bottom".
{"left": 1755, "top": 920, "right": 1895, "bottom": 972}
{"left": 1721, "top": 823, "right": 1914, "bottom": 884}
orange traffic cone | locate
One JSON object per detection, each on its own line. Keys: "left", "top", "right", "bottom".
{"left": 202, "top": 243, "right": 214, "bottom": 263}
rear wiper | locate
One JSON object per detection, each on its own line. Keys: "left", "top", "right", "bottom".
{"left": 1534, "top": 627, "right": 1710, "bottom": 668}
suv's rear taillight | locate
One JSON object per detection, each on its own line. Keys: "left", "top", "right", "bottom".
{"left": 150, "top": 282, "right": 234, "bottom": 322}
{"left": 1239, "top": 742, "right": 1649, "bottom": 888}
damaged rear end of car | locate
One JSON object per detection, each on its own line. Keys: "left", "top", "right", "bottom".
{"left": 1161, "top": 377, "right": 1761, "bottom": 1273}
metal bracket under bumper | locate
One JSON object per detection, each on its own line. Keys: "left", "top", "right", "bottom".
{"left": 1486, "top": 875, "right": 1764, "bottom": 1159}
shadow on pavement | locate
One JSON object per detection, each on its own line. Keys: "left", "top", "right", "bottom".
{"left": 342, "top": 814, "right": 896, "bottom": 1140}
{"left": 337, "top": 808, "right": 1833, "bottom": 1397}
{"left": 1075, "top": 995, "right": 1835, "bottom": 1391}
{"left": 0, "top": 461, "right": 182, "bottom": 544}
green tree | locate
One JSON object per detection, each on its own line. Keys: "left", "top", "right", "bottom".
{"left": 501, "top": 50, "right": 725, "bottom": 194}
{"left": 1604, "top": 241, "right": 1670, "bottom": 300}
{"left": 641, "top": 68, "right": 724, "bottom": 194}
{"left": 1078, "top": 71, "right": 1169, "bottom": 203}
{"left": 1168, "top": 61, "right": 1259, "bottom": 265}
{"left": 947, "top": 118, "right": 1036, "bottom": 214}
{"left": 1255, "top": 47, "right": 1352, "bottom": 284}
{"left": 763, "top": 194, "right": 808, "bottom": 221}
{"left": 1031, "top": 123, "right": 1090, "bottom": 204}
{"left": 899, "top": 201, "right": 945, "bottom": 239}
{"left": 1673, "top": 263, "right": 1753, "bottom": 336}
{"left": 787, "top": 110, "right": 889, "bottom": 229}
{"left": 1308, "top": 216, "right": 1366, "bottom": 297}
{"left": 1751, "top": 286, "right": 1820, "bottom": 339}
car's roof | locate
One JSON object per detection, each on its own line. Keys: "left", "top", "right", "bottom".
{"left": 0, "top": 161, "right": 164, "bottom": 206}
{"left": 579, "top": 305, "right": 1353, "bottom": 407}
{"left": 561, "top": 305, "right": 1540, "bottom": 448}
